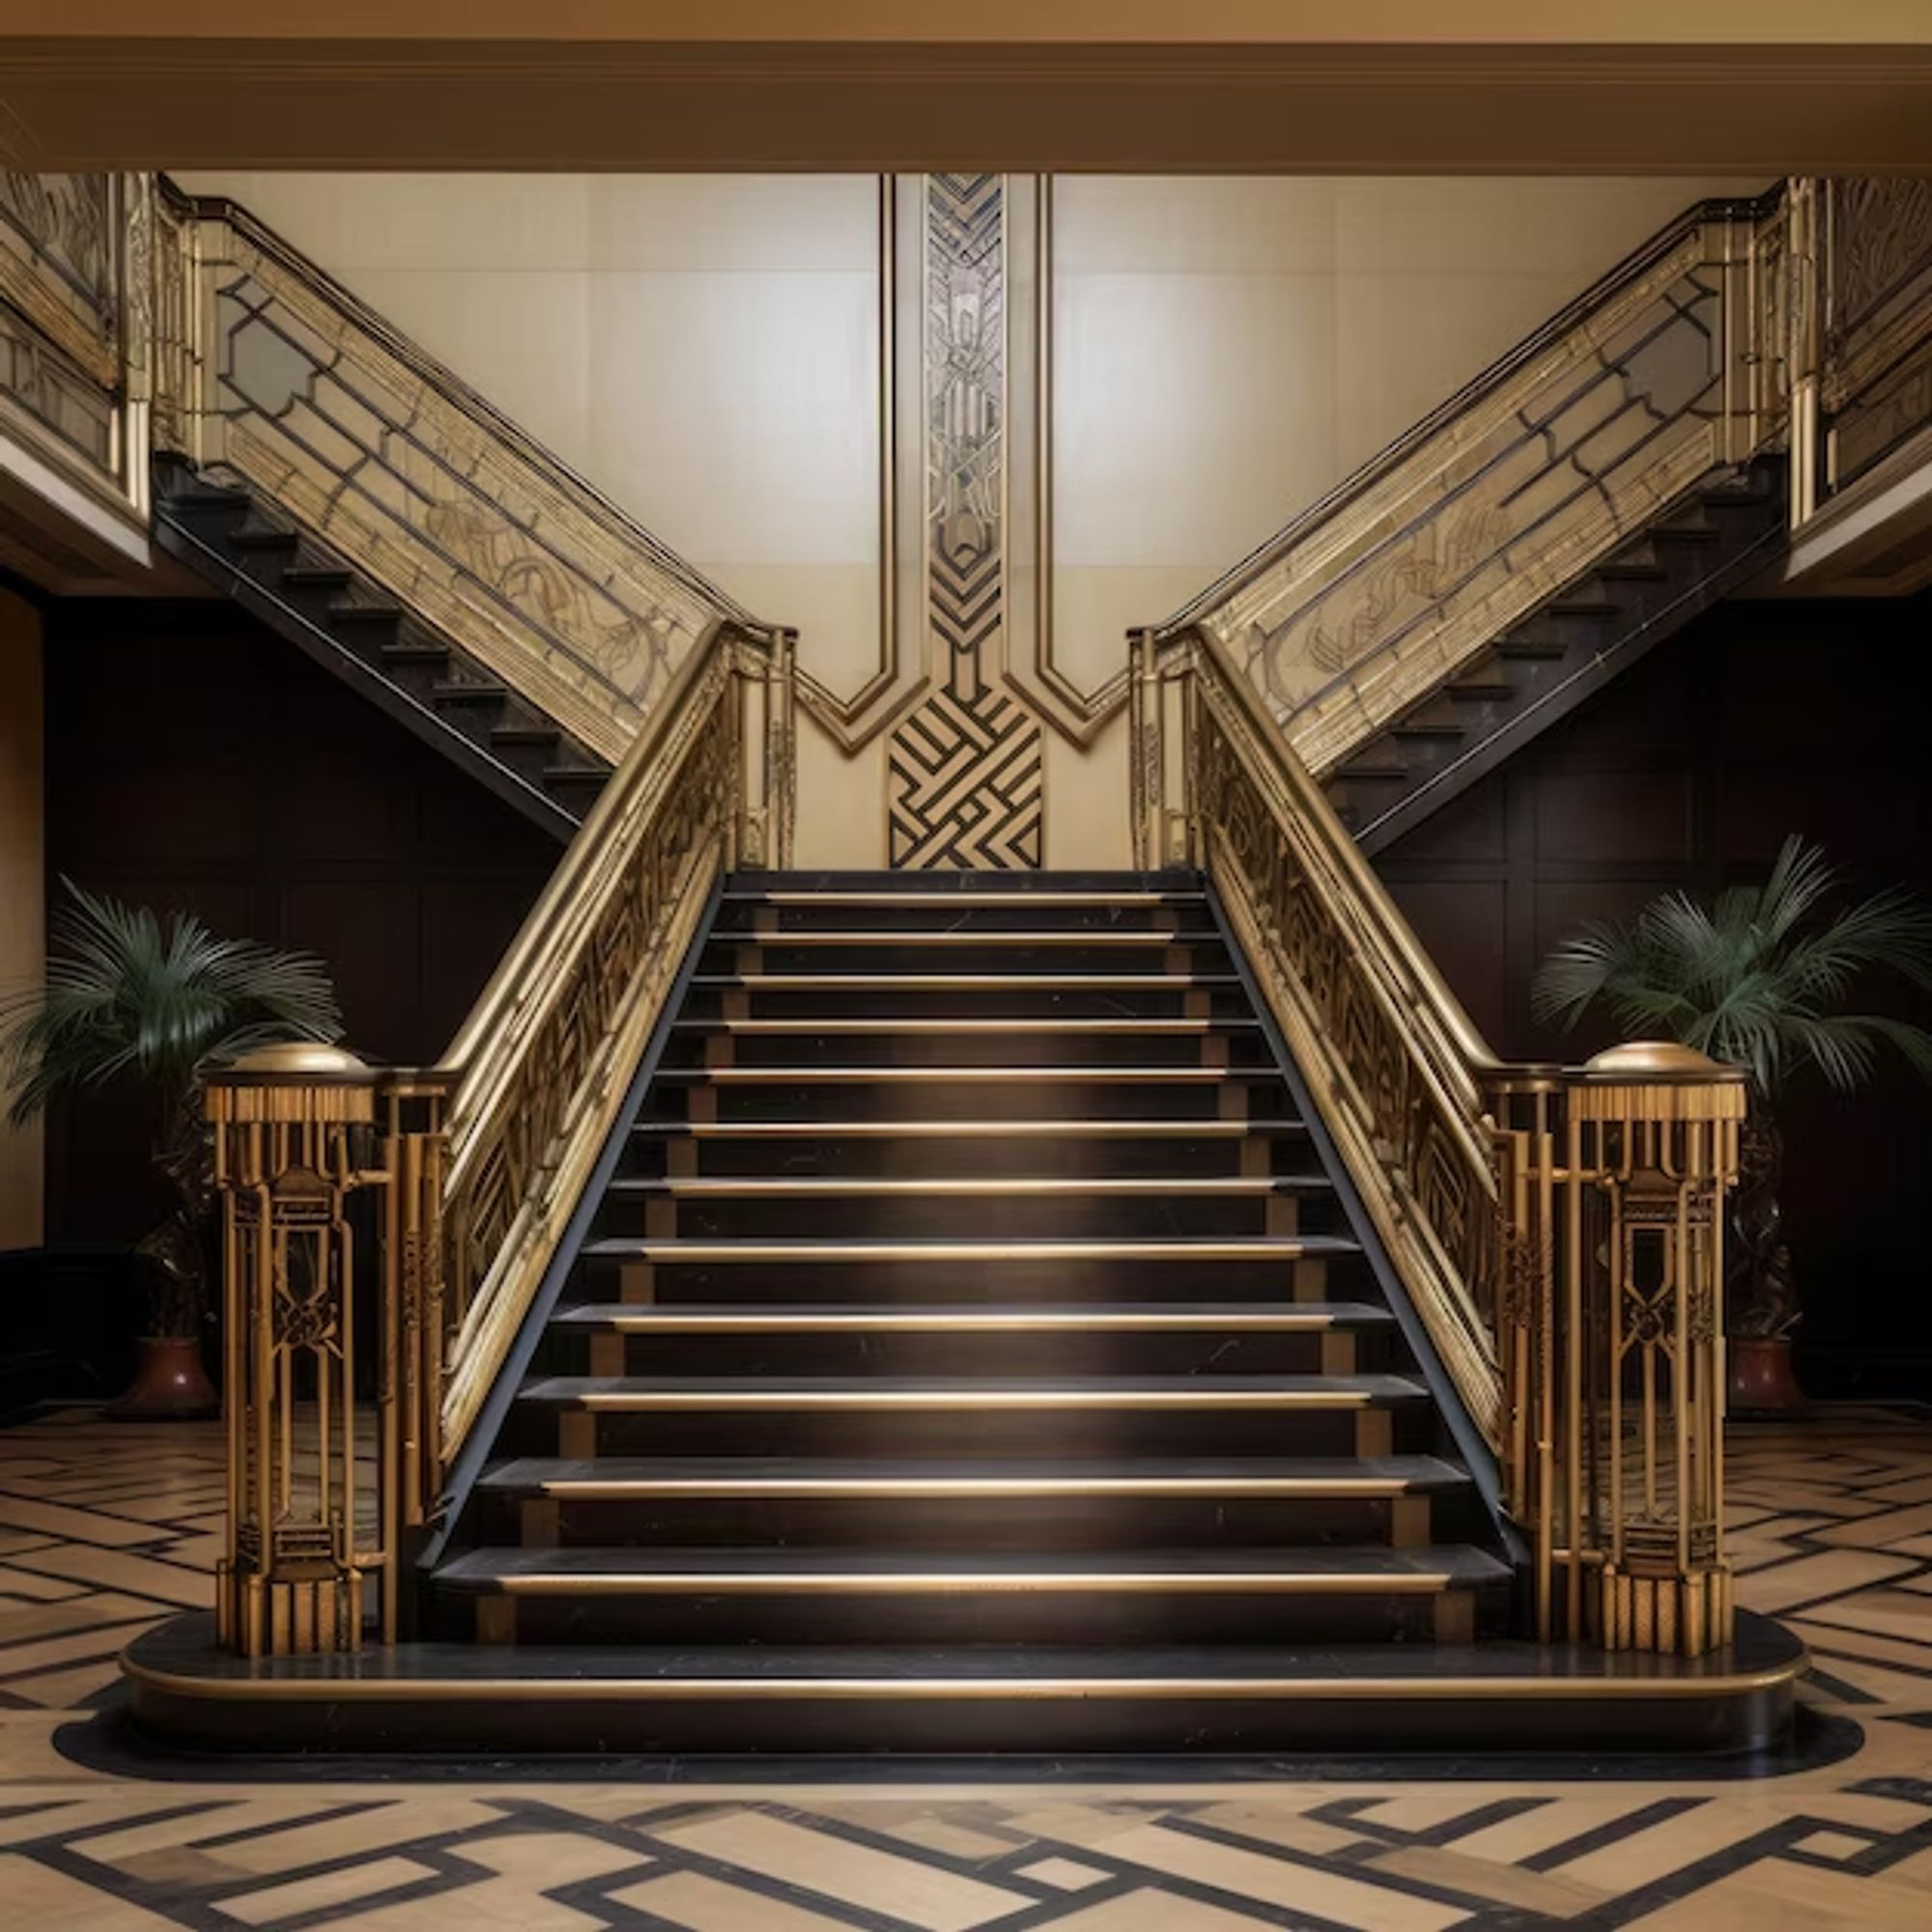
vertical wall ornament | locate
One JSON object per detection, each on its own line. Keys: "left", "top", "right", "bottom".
{"left": 888, "top": 174, "right": 1045, "bottom": 868}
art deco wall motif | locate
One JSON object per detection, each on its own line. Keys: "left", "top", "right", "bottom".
{"left": 887, "top": 173, "right": 1046, "bottom": 868}
{"left": 0, "top": 171, "right": 117, "bottom": 384}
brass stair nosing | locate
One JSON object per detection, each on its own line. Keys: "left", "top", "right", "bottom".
{"left": 677, "top": 1018, "right": 1258, "bottom": 1033}
{"left": 521, "top": 1474, "right": 1426, "bottom": 1499}
{"left": 691, "top": 974, "right": 1241, "bottom": 988}
{"left": 663, "top": 1065, "right": 1275, "bottom": 1084}
{"left": 564, "top": 1308, "right": 1367, "bottom": 1333}
{"left": 598, "top": 1238, "right": 1340, "bottom": 1263}
{"left": 609, "top": 1175, "right": 1319, "bottom": 1195}
{"left": 723, "top": 931, "right": 1222, "bottom": 946}
{"left": 651, "top": 1118, "right": 1305, "bottom": 1137}
{"left": 727, "top": 893, "right": 1205, "bottom": 907}
{"left": 476, "top": 1570, "right": 1458, "bottom": 1597}
{"left": 558, "top": 1388, "right": 1401, "bottom": 1411}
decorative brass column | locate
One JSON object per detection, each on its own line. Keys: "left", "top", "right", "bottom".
{"left": 209, "top": 1043, "right": 451, "bottom": 1657}
{"left": 209, "top": 1044, "right": 384, "bottom": 1657}
{"left": 1496, "top": 1042, "right": 1747, "bottom": 1657}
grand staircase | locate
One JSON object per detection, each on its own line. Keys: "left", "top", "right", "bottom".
{"left": 130, "top": 873, "right": 1802, "bottom": 1756}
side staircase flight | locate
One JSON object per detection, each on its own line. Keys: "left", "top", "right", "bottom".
{"left": 130, "top": 874, "right": 1802, "bottom": 1755}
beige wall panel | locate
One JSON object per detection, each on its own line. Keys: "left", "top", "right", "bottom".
{"left": 0, "top": 585, "right": 43, "bottom": 1248}
{"left": 794, "top": 710, "right": 888, "bottom": 869}
{"left": 1052, "top": 564, "right": 1218, "bottom": 695}
{"left": 1043, "top": 713, "right": 1131, "bottom": 871}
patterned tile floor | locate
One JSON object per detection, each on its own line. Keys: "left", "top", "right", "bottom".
{"left": 2, "top": 1406, "right": 1931, "bottom": 1928}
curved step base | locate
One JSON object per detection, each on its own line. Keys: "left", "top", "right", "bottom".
{"left": 123, "top": 1610, "right": 1804, "bottom": 1759}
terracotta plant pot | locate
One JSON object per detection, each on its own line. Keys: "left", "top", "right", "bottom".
{"left": 1729, "top": 1335, "right": 1808, "bottom": 1418}
{"left": 109, "top": 1335, "right": 218, "bottom": 1421}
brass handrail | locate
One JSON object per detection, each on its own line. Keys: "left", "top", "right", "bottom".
{"left": 1148, "top": 188, "right": 1793, "bottom": 781}
{"left": 434, "top": 621, "right": 794, "bottom": 1468}
{"left": 1133, "top": 626, "right": 1504, "bottom": 1441}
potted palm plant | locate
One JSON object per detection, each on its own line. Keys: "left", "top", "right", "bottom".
{"left": 1, "top": 881, "right": 341, "bottom": 1418}
{"left": 1533, "top": 837, "right": 1932, "bottom": 1414}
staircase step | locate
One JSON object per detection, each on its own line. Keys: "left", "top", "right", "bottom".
{"left": 642, "top": 1116, "right": 1306, "bottom": 1137}
{"left": 1492, "top": 637, "right": 1571, "bottom": 660}
{"left": 609, "top": 1174, "right": 1318, "bottom": 1199}
{"left": 554, "top": 1300, "right": 1390, "bottom": 1334}
{"left": 480, "top": 1452, "right": 1461, "bottom": 1499}
{"left": 1544, "top": 598, "right": 1618, "bottom": 617}
{"left": 433, "top": 681, "right": 510, "bottom": 706}
{"left": 583, "top": 1236, "right": 1354, "bottom": 1265}
{"left": 724, "top": 929, "right": 1221, "bottom": 947}
{"left": 280, "top": 566, "right": 354, "bottom": 591}
{"left": 439, "top": 1544, "right": 1502, "bottom": 1594}
{"left": 677, "top": 1017, "right": 1258, "bottom": 1036}
{"left": 691, "top": 974, "right": 1243, "bottom": 990}
{"left": 522, "top": 1373, "right": 1418, "bottom": 1410}
{"left": 728, "top": 891, "right": 1207, "bottom": 907}
{"left": 658, "top": 1064, "right": 1272, "bottom": 1085}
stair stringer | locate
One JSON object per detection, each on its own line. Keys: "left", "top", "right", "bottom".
{"left": 405, "top": 873, "right": 727, "bottom": 1618}
{"left": 1202, "top": 879, "right": 1531, "bottom": 1605}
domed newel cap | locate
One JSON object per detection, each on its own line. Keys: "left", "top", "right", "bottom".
{"left": 204, "top": 1042, "right": 378, "bottom": 1126}
{"left": 1571, "top": 1039, "right": 1747, "bottom": 1123}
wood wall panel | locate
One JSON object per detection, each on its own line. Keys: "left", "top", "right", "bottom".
{"left": 1377, "top": 588, "right": 1932, "bottom": 1393}
{"left": 40, "top": 598, "right": 557, "bottom": 1244}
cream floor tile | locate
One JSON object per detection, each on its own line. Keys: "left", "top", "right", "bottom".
{"left": 611, "top": 1869, "right": 858, "bottom": 1930}
{"left": 1363, "top": 1844, "right": 1610, "bottom": 1917}
{"left": 6, "top": 1658, "right": 129, "bottom": 1707}
{"left": 1785, "top": 1614, "right": 1932, "bottom": 1670}
{"left": 1733, "top": 1550, "right": 1923, "bottom": 1613}
{"left": 0, "top": 1497, "right": 172, "bottom": 1549}
{"left": 220, "top": 1853, "right": 440, "bottom": 1925}
{"left": 1797, "top": 1587, "right": 1932, "bottom": 1643}
{"left": 1815, "top": 1500, "right": 1932, "bottom": 1546}
{"left": 1187, "top": 1801, "right": 1371, "bottom": 1859}
{"left": 213, "top": 1801, "right": 496, "bottom": 1875}
{"left": 1622, "top": 1857, "right": 1932, "bottom": 1931}
{"left": 1030, "top": 1892, "right": 1277, "bottom": 1931}
{"left": 653, "top": 1809, "right": 1032, "bottom": 1932}
{"left": 460, "top": 1829, "right": 652, "bottom": 1883}
{"left": 338, "top": 1879, "right": 609, "bottom": 1930}
{"left": 1051, "top": 1823, "right": 1469, "bottom": 1932}
{"left": 2, "top": 1545, "right": 213, "bottom": 1608}
{"left": 80, "top": 1796, "right": 333, "bottom": 1864}
{"left": 0, "top": 1617, "right": 156, "bottom": 1682}
{"left": 0, "top": 1852, "right": 185, "bottom": 1928}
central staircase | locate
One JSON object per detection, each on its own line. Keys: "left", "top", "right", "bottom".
{"left": 131, "top": 870, "right": 1801, "bottom": 1753}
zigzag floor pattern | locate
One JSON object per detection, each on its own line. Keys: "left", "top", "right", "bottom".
{"left": 2, "top": 1406, "right": 1931, "bottom": 1927}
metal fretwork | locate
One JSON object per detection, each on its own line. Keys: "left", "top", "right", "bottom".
{"left": 1135, "top": 631, "right": 1746, "bottom": 1654}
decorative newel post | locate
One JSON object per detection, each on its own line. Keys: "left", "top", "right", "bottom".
{"left": 1569, "top": 1042, "right": 1747, "bottom": 1656}
{"left": 209, "top": 1043, "right": 386, "bottom": 1658}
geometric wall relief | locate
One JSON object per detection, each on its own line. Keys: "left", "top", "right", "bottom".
{"left": 887, "top": 172, "right": 1046, "bottom": 868}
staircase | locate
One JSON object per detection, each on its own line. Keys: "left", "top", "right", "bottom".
{"left": 129, "top": 868, "right": 1803, "bottom": 1753}
{"left": 432, "top": 872, "right": 1514, "bottom": 1691}
{"left": 152, "top": 458, "right": 610, "bottom": 839}
{"left": 1325, "top": 462, "right": 1789, "bottom": 851}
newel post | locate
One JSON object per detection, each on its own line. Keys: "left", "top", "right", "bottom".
{"left": 1565, "top": 1043, "right": 1747, "bottom": 1656}
{"left": 209, "top": 1044, "right": 450, "bottom": 1657}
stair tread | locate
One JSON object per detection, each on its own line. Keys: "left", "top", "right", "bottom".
{"left": 608, "top": 1175, "right": 1329, "bottom": 1196}
{"left": 479, "top": 1452, "right": 1467, "bottom": 1494}
{"left": 727, "top": 892, "right": 1207, "bottom": 907}
{"left": 656, "top": 1065, "right": 1276, "bottom": 1083}
{"left": 691, "top": 975, "right": 1244, "bottom": 988}
{"left": 728, "top": 930, "right": 1221, "bottom": 945}
{"left": 640, "top": 1117, "right": 1309, "bottom": 1137}
{"left": 440, "top": 1544, "right": 1507, "bottom": 1589}
{"left": 583, "top": 1235, "right": 1359, "bottom": 1262}
{"left": 521, "top": 1373, "right": 1425, "bottom": 1406}
{"left": 553, "top": 1300, "right": 1391, "bottom": 1330}
{"left": 676, "top": 1018, "right": 1261, "bottom": 1034}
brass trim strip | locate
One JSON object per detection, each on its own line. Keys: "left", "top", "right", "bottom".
{"left": 735, "top": 894, "right": 1200, "bottom": 907}
{"left": 692, "top": 975, "right": 1238, "bottom": 988}
{"left": 678, "top": 1065, "right": 1264, "bottom": 1083}
{"left": 663, "top": 1118, "right": 1301, "bottom": 1137}
{"left": 528, "top": 1474, "right": 1423, "bottom": 1499}
{"left": 724, "top": 931, "right": 1219, "bottom": 946}
{"left": 573, "top": 1308, "right": 1356, "bottom": 1333}
{"left": 615, "top": 1177, "right": 1297, "bottom": 1196}
{"left": 603, "top": 1238, "right": 1328, "bottom": 1263}
{"left": 680, "top": 1019, "right": 1253, "bottom": 1034}
{"left": 563, "top": 1387, "right": 1392, "bottom": 1411}
{"left": 479, "top": 1570, "right": 1454, "bottom": 1597}
{"left": 124, "top": 1651, "right": 1810, "bottom": 1706}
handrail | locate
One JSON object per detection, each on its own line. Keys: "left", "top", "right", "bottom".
{"left": 1148, "top": 187, "right": 1792, "bottom": 781}
{"left": 433, "top": 621, "right": 793, "bottom": 1468}
{"left": 143, "top": 180, "right": 781, "bottom": 767}
{"left": 1133, "top": 627, "right": 1504, "bottom": 1441}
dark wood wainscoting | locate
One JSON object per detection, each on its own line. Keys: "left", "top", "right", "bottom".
{"left": 1377, "top": 590, "right": 1932, "bottom": 1396}
{"left": 40, "top": 598, "right": 558, "bottom": 1249}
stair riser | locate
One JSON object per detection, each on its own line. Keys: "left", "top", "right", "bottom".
{"left": 537, "top": 1329, "right": 1396, "bottom": 1379}
{"left": 625, "top": 1131, "right": 1316, "bottom": 1180}
{"left": 705, "top": 943, "right": 1231, "bottom": 977}
{"left": 471, "top": 1491, "right": 1442, "bottom": 1552}
{"left": 591, "top": 1193, "right": 1342, "bottom": 1239}
{"left": 668, "top": 1031, "right": 1271, "bottom": 1069}
{"left": 683, "top": 987, "right": 1252, "bottom": 1023}
{"left": 714, "top": 905, "right": 1208, "bottom": 936}
{"left": 581, "top": 1255, "right": 1358, "bottom": 1301}
{"left": 646, "top": 1079, "right": 1291, "bottom": 1124}
{"left": 437, "top": 1586, "right": 1493, "bottom": 1648}
{"left": 514, "top": 1406, "right": 1426, "bottom": 1460}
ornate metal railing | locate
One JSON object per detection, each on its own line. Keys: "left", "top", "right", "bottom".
{"left": 1133, "top": 630, "right": 1745, "bottom": 1653}
{"left": 207, "top": 623, "right": 792, "bottom": 1656}
{"left": 1150, "top": 191, "right": 1793, "bottom": 780}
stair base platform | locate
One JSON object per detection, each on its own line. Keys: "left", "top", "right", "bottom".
{"left": 123, "top": 1612, "right": 1804, "bottom": 1759}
